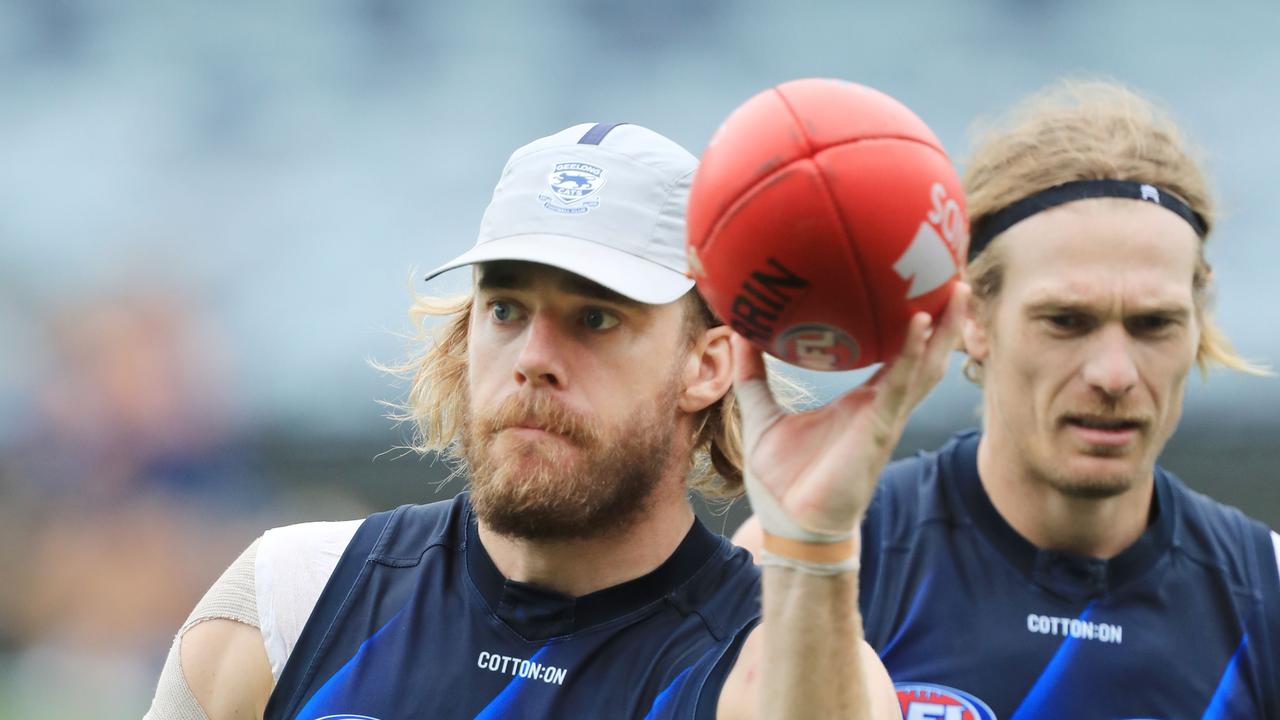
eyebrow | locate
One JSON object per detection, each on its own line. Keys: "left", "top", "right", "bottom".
{"left": 1023, "top": 298, "right": 1192, "bottom": 319}
{"left": 476, "top": 264, "right": 639, "bottom": 306}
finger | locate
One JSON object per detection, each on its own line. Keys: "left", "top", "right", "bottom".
{"left": 914, "top": 281, "right": 972, "bottom": 390}
{"left": 865, "top": 310, "right": 932, "bottom": 415}
{"left": 931, "top": 281, "right": 970, "bottom": 350}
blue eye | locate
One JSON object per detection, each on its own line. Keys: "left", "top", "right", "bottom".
{"left": 492, "top": 301, "right": 517, "bottom": 322}
{"left": 583, "top": 308, "right": 619, "bottom": 330}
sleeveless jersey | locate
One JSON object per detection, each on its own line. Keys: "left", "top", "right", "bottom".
{"left": 263, "top": 493, "right": 761, "bottom": 719}
{"left": 860, "top": 430, "right": 1280, "bottom": 720}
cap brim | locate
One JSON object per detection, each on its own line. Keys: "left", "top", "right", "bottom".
{"left": 424, "top": 234, "right": 694, "bottom": 305}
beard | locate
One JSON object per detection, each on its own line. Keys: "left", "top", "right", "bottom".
{"left": 1039, "top": 466, "right": 1137, "bottom": 500}
{"left": 460, "top": 383, "right": 680, "bottom": 542}
{"left": 1031, "top": 404, "right": 1158, "bottom": 501}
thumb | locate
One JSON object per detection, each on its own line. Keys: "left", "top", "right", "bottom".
{"left": 730, "top": 334, "right": 784, "bottom": 449}
{"left": 731, "top": 331, "right": 769, "bottom": 384}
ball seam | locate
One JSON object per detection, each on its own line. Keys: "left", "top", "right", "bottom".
{"left": 773, "top": 88, "right": 882, "bottom": 361}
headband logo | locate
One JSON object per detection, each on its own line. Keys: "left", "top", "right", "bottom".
{"left": 1141, "top": 184, "right": 1160, "bottom": 202}
{"left": 540, "top": 162, "right": 606, "bottom": 214}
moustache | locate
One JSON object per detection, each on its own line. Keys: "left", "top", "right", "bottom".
{"left": 480, "top": 393, "right": 601, "bottom": 446}
{"left": 1059, "top": 408, "right": 1152, "bottom": 431}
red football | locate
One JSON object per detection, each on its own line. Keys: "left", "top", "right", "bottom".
{"left": 686, "top": 78, "right": 968, "bottom": 370}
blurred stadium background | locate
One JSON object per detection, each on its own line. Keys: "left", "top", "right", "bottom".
{"left": 1, "top": 0, "right": 1277, "bottom": 716}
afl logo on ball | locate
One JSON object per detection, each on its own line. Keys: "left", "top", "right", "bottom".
{"left": 896, "top": 682, "right": 996, "bottom": 720}
{"left": 775, "top": 324, "right": 859, "bottom": 371}
{"left": 540, "top": 162, "right": 606, "bottom": 214}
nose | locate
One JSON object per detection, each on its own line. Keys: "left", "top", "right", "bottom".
{"left": 513, "top": 312, "right": 567, "bottom": 389}
{"left": 1082, "top": 324, "right": 1139, "bottom": 400}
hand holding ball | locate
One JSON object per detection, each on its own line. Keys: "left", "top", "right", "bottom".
{"left": 686, "top": 78, "right": 968, "bottom": 370}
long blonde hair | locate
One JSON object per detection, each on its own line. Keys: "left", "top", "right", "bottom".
{"left": 964, "top": 79, "right": 1269, "bottom": 377}
{"left": 382, "top": 290, "right": 749, "bottom": 500}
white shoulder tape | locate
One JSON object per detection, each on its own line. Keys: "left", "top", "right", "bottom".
{"left": 183, "top": 538, "right": 260, "bottom": 632}
{"left": 144, "top": 538, "right": 261, "bottom": 719}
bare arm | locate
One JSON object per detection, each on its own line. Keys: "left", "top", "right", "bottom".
{"left": 720, "top": 519, "right": 900, "bottom": 720}
{"left": 178, "top": 618, "right": 274, "bottom": 719}
{"left": 145, "top": 541, "right": 275, "bottom": 720}
{"left": 718, "top": 284, "right": 968, "bottom": 719}
{"left": 717, "top": 572, "right": 899, "bottom": 719}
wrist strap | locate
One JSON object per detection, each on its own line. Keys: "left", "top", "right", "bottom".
{"left": 762, "top": 531, "right": 855, "bottom": 563}
{"left": 758, "top": 549, "right": 861, "bottom": 576}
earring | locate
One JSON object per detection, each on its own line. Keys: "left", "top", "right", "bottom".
{"left": 962, "top": 357, "right": 983, "bottom": 385}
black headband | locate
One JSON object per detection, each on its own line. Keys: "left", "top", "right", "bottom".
{"left": 968, "top": 179, "right": 1208, "bottom": 261}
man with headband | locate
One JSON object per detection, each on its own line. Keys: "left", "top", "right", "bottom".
{"left": 720, "top": 81, "right": 1280, "bottom": 717}
{"left": 859, "top": 82, "right": 1279, "bottom": 716}
{"left": 144, "top": 123, "right": 936, "bottom": 718}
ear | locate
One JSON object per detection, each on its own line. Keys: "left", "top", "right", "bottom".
{"left": 678, "top": 325, "right": 734, "bottom": 413}
{"left": 961, "top": 293, "right": 991, "bottom": 364}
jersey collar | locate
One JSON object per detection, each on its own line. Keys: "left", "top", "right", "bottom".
{"left": 946, "top": 430, "right": 1177, "bottom": 602}
{"left": 463, "top": 503, "right": 723, "bottom": 641}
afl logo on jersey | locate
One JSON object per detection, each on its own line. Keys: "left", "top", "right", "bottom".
{"left": 896, "top": 682, "right": 996, "bottom": 720}
{"left": 540, "top": 162, "right": 606, "bottom": 214}
{"left": 314, "top": 715, "right": 382, "bottom": 720}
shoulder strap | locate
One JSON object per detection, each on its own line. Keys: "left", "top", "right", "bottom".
{"left": 264, "top": 498, "right": 467, "bottom": 718}
{"left": 263, "top": 507, "right": 399, "bottom": 719}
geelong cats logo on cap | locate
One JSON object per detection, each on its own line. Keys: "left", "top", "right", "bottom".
{"left": 540, "top": 162, "right": 606, "bottom": 214}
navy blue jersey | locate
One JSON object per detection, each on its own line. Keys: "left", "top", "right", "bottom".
{"left": 860, "top": 430, "right": 1280, "bottom": 720}
{"left": 264, "top": 493, "right": 761, "bottom": 720}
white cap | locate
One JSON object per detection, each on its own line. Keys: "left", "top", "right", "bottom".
{"left": 425, "top": 122, "right": 698, "bottom": 304}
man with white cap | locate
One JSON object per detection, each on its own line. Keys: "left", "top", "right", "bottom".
{"left": 147, "top": 122, "right": 961, "bottom": 718}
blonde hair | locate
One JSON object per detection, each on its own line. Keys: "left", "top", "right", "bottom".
{"left": 383, "top": 290, "right": 749, "bottom": 500}
{"left": 964, "top": 79, "right": 1269, "bottom": 377}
